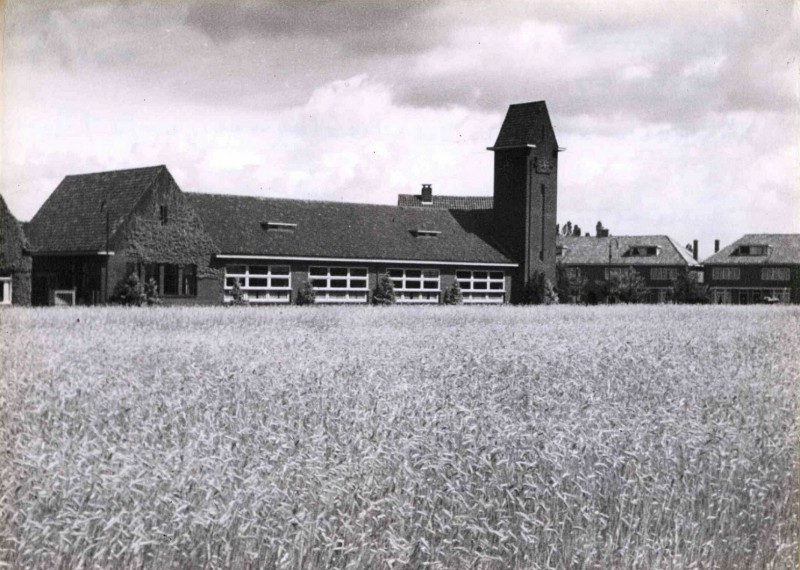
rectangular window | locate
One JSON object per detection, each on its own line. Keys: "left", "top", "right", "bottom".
{"left": 389, "top": 268, "right": 440, "bottom": 303}
{"left": 159, "top": 205, "right": 168, "bottom": 225}
{"left": 308, "top": 266, "right": 369, "bottom": 303}
{"left": 650, "top": 268, "right": 678, "bottom": 281}
{"left": 712, "top": 267, "right": 741, "bottom": 281}
{"left": 138, "top": 263, "right": 197, "bottom": 297}
{"left": 0, "top": 277, "right": 10, "bottom": 305}
{"left": 224, "top": 264, "right": 292, "bottom": 303}
{"left": 456, "top": 270, "right": 505, "bottom": 304}
{"left": 761, "top": 267, "right": 790, "bottom": 281}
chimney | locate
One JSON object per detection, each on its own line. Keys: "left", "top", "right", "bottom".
{"left": 421, "top": 184, "right": 433, "bottom": 204}
{"left": 693, "top": 239, "right": 698, "bottom": 261}
{"left": 714, "top": 239, "right": 720, "bottom": 253}
{"left": 596, "top": 221, "right": 609, "bottom": 238}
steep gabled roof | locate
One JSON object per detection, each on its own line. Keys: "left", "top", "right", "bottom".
{"left": 703, "top": 234, "right": 800, "bottom": 265}
{"left": 557, "top": 235, "right": 701, "bottom": 267}
{"left": 491, "top": 101, "right": 557, "bottom": 149}
{"left": 26, "top": 166, "right": 166, "bottom": 253}
{"left": 186, "top": 193, "right": 515, "bottom": 265}
{"left": 0, "top": 195, "right": 31, "bottom": 273}
{"left": 397, "top": 194, "right": 494, "bottom": 210}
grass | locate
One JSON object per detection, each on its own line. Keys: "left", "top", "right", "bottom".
{"left": 1, "top": 305, "right": 798, "bottom": 569}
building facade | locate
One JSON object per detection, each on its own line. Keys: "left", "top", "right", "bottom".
{"left": 703, "top": 234, "right": 800, "bottom": 304}
{"left": 0, "top": 195, "right": 32, "bottom": 306}
{"left": 24, "top": 101, "right": 559, "bottom": 306}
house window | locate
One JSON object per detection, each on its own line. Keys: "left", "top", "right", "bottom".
{"left": 735, "top": 245, "right": 768, "bottom": 256}
{"left": 650, "top": 268, "right": 678, "bottom": 281}
{"left": 388, "top": 268, "right": 440, "bottom": 303}
{"left": 0, "top": 277, "right": 11, "bottom": 305}
{"left": 627, "top": 246, "right": 659, "bottom": 257}
{"left": 712, "top": 267, "right": 741, "bottom": 281}
{"left": 139, "top": 263, "right": 197, "bottom": 297}
{"left": 159, "top": 205, "right": 168, "bottom": 225}
{"left": 224, "top": 264, "right": 291, "bottom": 303}
{"left": 565, "top": 267, "right": 580, "bottom": 280}
{"left": 604, "top": 267, "right": 625, "bottom": 280}
{"left": 456, "top": 270, "right": 505, "bottom": 304}
{"left": 308, "top": 266, "right": 368, "bottom": 303}
{"left": 761, "top": 267, "right": 790, "bottom": 281}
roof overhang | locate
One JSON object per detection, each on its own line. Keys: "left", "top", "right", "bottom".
{"left": 486, "top": 144, "right": 536, "bottom": 151}
{"left": 215, "top": 254, "right": 518, "bottom": 267}
{"left": 30, "top": 250, "right": 115, "bottom": 256}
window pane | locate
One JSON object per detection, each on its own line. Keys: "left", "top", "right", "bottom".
{"left": 350, "top": 279, "right": 367, "bottom": 288}
{"left": 272, "top": 278, "right": 289, "bottom": 287}
{"left": 271, "top": 266, "right": 291, "bottom": 275}
{"left": 490, "top": 282, "right": 503, "bottom": 290}
{"left": 489, "top": 272, "right": 504, "bottom": 280}
{"left": 311, "top": 279, "right": 327, "bottom": 288}
{"left": 163, "top": 264, "right": 179, "bottom": 295}
{"left": 350, "top": 267, "right": 368, "bottom": 276}
{"left": 227, "top": 265, "right": 247, "bottom": 275}
{"left": 474, "top": 271, "right": 488, "bottom": 279}
{"left": 330, "top": 267, "right": 348, "bottom": 276}
{"left": 226, "top": 277, "right": 239, "bottom": 288}
{"left": 250, "top": 265, "right": 270, "bottom": 275}
{"left": 331, "top": 279, "right": 348, "bottom": 288}
{"left": 250, "top": 278, "right": 268, "bottom": 287}
{"left": 456, "top": 271, "right": 470, "bottom": 279}
{"left": 473, "top": 281, "right": 487, "bottom": 290}
{"left": 422, "top": 269, "right": 439, "bottom": 278}
{"left": 423, "top": 281, "right": 438, "bottom": 290}
{"left": 309, "top": 267, "right": 327, "bottom": 276}
{"left": 388, "top": 269, "right": 403, "bottom": 278}
{"left": 406, "top": 270, "right": 422, "bottom": 278}
{"left": 406, "top": 280, "right": 421, "bottom": 289}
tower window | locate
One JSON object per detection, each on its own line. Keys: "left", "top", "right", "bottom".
{"left": 159, "top": 205, "right": 168, "bottom": 225}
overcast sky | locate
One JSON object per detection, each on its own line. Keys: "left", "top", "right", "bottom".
{"left": 3, "top": 0, "right": 798, "bottom": 258}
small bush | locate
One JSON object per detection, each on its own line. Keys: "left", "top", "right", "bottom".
{"left": 372, "top": 274, "right": 396, "bottom": 305}
{"left": 522, "top": 271, "right": 558, "bottom": 305}
{"left": 111, "top": 273, "right": 145, "bottom": 306}
{"left": 443, "top": 280, "right": 464, "bottom": 305}
{"left": 296, "top": 280, "right": 316, "bottom": 305}
{"left": 229, "top": 280, "right": 248, "bottom": 306}
{"left": 144, "top": 278, "right": 161, "bottom": 306}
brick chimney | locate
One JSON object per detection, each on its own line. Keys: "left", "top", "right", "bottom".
{"left": 596, "top": 221, "right": 609, "bottom": 238}
{"left": 714, "top": 239, "right": 720, "bottom": 253}
{"left": 421, "top": 184, "right": 433, "bottom": 204}
{"left": 693, "top": 239, "right": 698, "bottom": 261}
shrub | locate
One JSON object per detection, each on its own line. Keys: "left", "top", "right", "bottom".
{"left": 443, "top": 279, "right": 464, "bottom": 305}
{"left": 522, "top": 271, "right": 558, "bottom": 305}
{"left": 229, "top": 280, "right": 248, "bottom": 306}
{"left": 111, "top": 273, "right": 145, "bottom": 306}
{"left": 607, "top": 267, "right": 648, "bottom": 304}
{"left": 671, "top": 270, "right": 710, "bottom": 304}
{"left": 372, "top": 273, "right": 396, "bottom": 305}
{"left": 556, "top": 264, "right": 588, "bottom": 304}
{"left": 296, "top": 280, "right": 316, "bottom": 305}
{"left": 144, "top": 278, "right": 161, "bottom": 306}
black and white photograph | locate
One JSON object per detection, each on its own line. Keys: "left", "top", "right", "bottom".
{"left": 1, "top": 0, "right": 798, "bottom": 568}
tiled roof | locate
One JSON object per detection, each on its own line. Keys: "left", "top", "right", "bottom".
{"left": 186, "top": 193, "right": 515, "bottom": 265}
{"left": 26, "top": 166, "right": 165, "bottom": 252}
{"left": 702, "top": 234, "right": 800, "bottom": 265}
{"left": 397, "top": 194, "right": 494, "bottom": 210}
{"left": 492, "top": 101, "right": 557, "bottom": 148}
{"left": 0, "top": 194, "right": 30, "bottom": 272}
{"left": 557, "top": 235, "right": 702, "bottom": 267}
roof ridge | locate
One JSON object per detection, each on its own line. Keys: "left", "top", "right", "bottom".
{"left": 187, "top": 191, "right": 425, "bottom": 211}
{"left": 63, "top": 165, "right": 166, "bottom": 178}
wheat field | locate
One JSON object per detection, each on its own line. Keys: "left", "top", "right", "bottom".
{"left": 1, "top": 305, "right": 798, "bottom": 569}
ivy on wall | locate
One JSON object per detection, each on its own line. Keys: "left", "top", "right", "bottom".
{"left": 0, "top": 195, "right": 32, "bottom": 305}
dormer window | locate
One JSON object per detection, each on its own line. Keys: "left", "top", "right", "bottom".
{"left": 159, "top": 205, "right": 168, "bottom": 225}
{"left": 413, "top": 229, "right": 441, "bottom": 238}
{"left": 735, "top": 245, "right": 769, "bottom": 256}
{"left": 262, "top": 221, "right": 297, "bottom": 232}
{"left": 626, "top": 246, "right": 660, "bottom": 257}
{"left": 556, "top": 245, "right": 568, "bottom": 257}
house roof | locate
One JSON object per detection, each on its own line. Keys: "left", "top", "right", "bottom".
{"left": 702, "top": 234, "right": 800, "bottom": 265}
{"left": 492, "top": 101, "right": 557, "bottom": 148}
{"left": 26, "top": 165, "right": 166, "bottom": 253}
{"left": 0, "top": 194, "right": 31, "bottom": 272}
{"left": 397, "top": 194, "right": 494, "bottom": 210}
{"left": 186, "top": 193, "right": 515, "bottom": 265}
{"left": 557, "top": 235, "right": 701, "bottom": 267}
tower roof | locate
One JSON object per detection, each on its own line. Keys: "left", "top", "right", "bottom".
{"left": 491, "top": 101, "right": 557, "bottom": 149}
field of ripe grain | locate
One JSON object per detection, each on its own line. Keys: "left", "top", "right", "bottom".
{"left": 1, "top": 306, "right": 798, "bottom": 569}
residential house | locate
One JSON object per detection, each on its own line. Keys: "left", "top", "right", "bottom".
{"left": 703, "top": 234, "right": 800, "bottom": 304}
{"left": 0, "top": 195, "right": 32, "bottom": 305}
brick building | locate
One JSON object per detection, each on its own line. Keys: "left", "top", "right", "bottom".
{"left": 24, "top": 101, "right": 560, "bottom": 306}
{"left": 555, "top": 233, "right": 702, "bottom": 303}
{"left": 703, "top": 234, "right": 800, "bottom": 304}
{"left": 0, "top": 194, "right": 32, "bottom": 305}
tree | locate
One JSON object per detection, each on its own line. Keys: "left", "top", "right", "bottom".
{"left": 443, "top": 279, "right": 464, "bottom": 305}
{"left": 522, "top": 271, "right": 558, "bottom": 305}
{"left": 296, "top": 280, "right": 316, "bottom": 305}
{"left": 111, "top": 272, "right": 145, "bottom": 306}
{"left": 607, "top": 267, "right": 648, "bottom": 303}
{"left": 556, "top": 264, "right": 588, "bottom": 304}
{"left": 572, "top": 225, "right": 582, "bottom": 237}
{"left": 372, "top": 273, "right": 396, "bottom": 305}
{"left": 561, "top": 221, "right": 573, "bottom": 236}
{"left": 671, "top": 270, "right": 710, "bottom": 304}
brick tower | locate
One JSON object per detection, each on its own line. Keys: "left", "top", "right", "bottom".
{"left": 488, "top": 101, "right": 559, "bottom": 300}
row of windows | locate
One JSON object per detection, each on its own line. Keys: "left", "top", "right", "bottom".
{"left": 131, "top": 263, "right": 197, "bottom": 297}
{"left": 711, "top": 267, "right": 791, "bottom": 281}
{"left": 223, "top": 265, "right": 507, "bottom": 304}
{"left": 711, "top": 288, "right": 790, "bottom": 304}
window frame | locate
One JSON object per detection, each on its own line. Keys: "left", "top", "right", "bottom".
{"left": 308, "top": 266, "right": 369, "bottom": 304}
{"left": 0, "top": 277, "right": 11, "bottom": 305}
{"left": 224, "top": 264, "right": 292, "bottom": 303}
{"left": 388, "top": 268, "right": 441, "bottom": 303}
{"left": 712, "top": 267, "right": 741, "bottom": 281}
{"left": 456, "top": 269, "right": 505, "bottom": 304}
{"left": 761, "top": 267, "right": 790, "bottom": 282}
{"left": 650, "top": 267, "right": 678, "bottom": 281}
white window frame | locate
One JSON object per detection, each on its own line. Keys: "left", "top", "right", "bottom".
{"left": 388, "top": 268, "right": 440, "bottom": 303}
{"left": 761, "top": 267, "right": 790, "bottom": 281}
{"left": 308, "top": 266, "right": 369, "bottom": 304}
{"left": 0, "top": 277, "right": 11, "bottom": 305}
{"left": 456, "top": 270, "right": 505, "bottom": 304}
{"left": 224, "top": 264, "right": 292, "bottom": 304}
{"left": 650, "top": 267, "right": 678, "bottom": 281}
{"left": 712, "top": 267, "right": 741, "bottom": 281}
